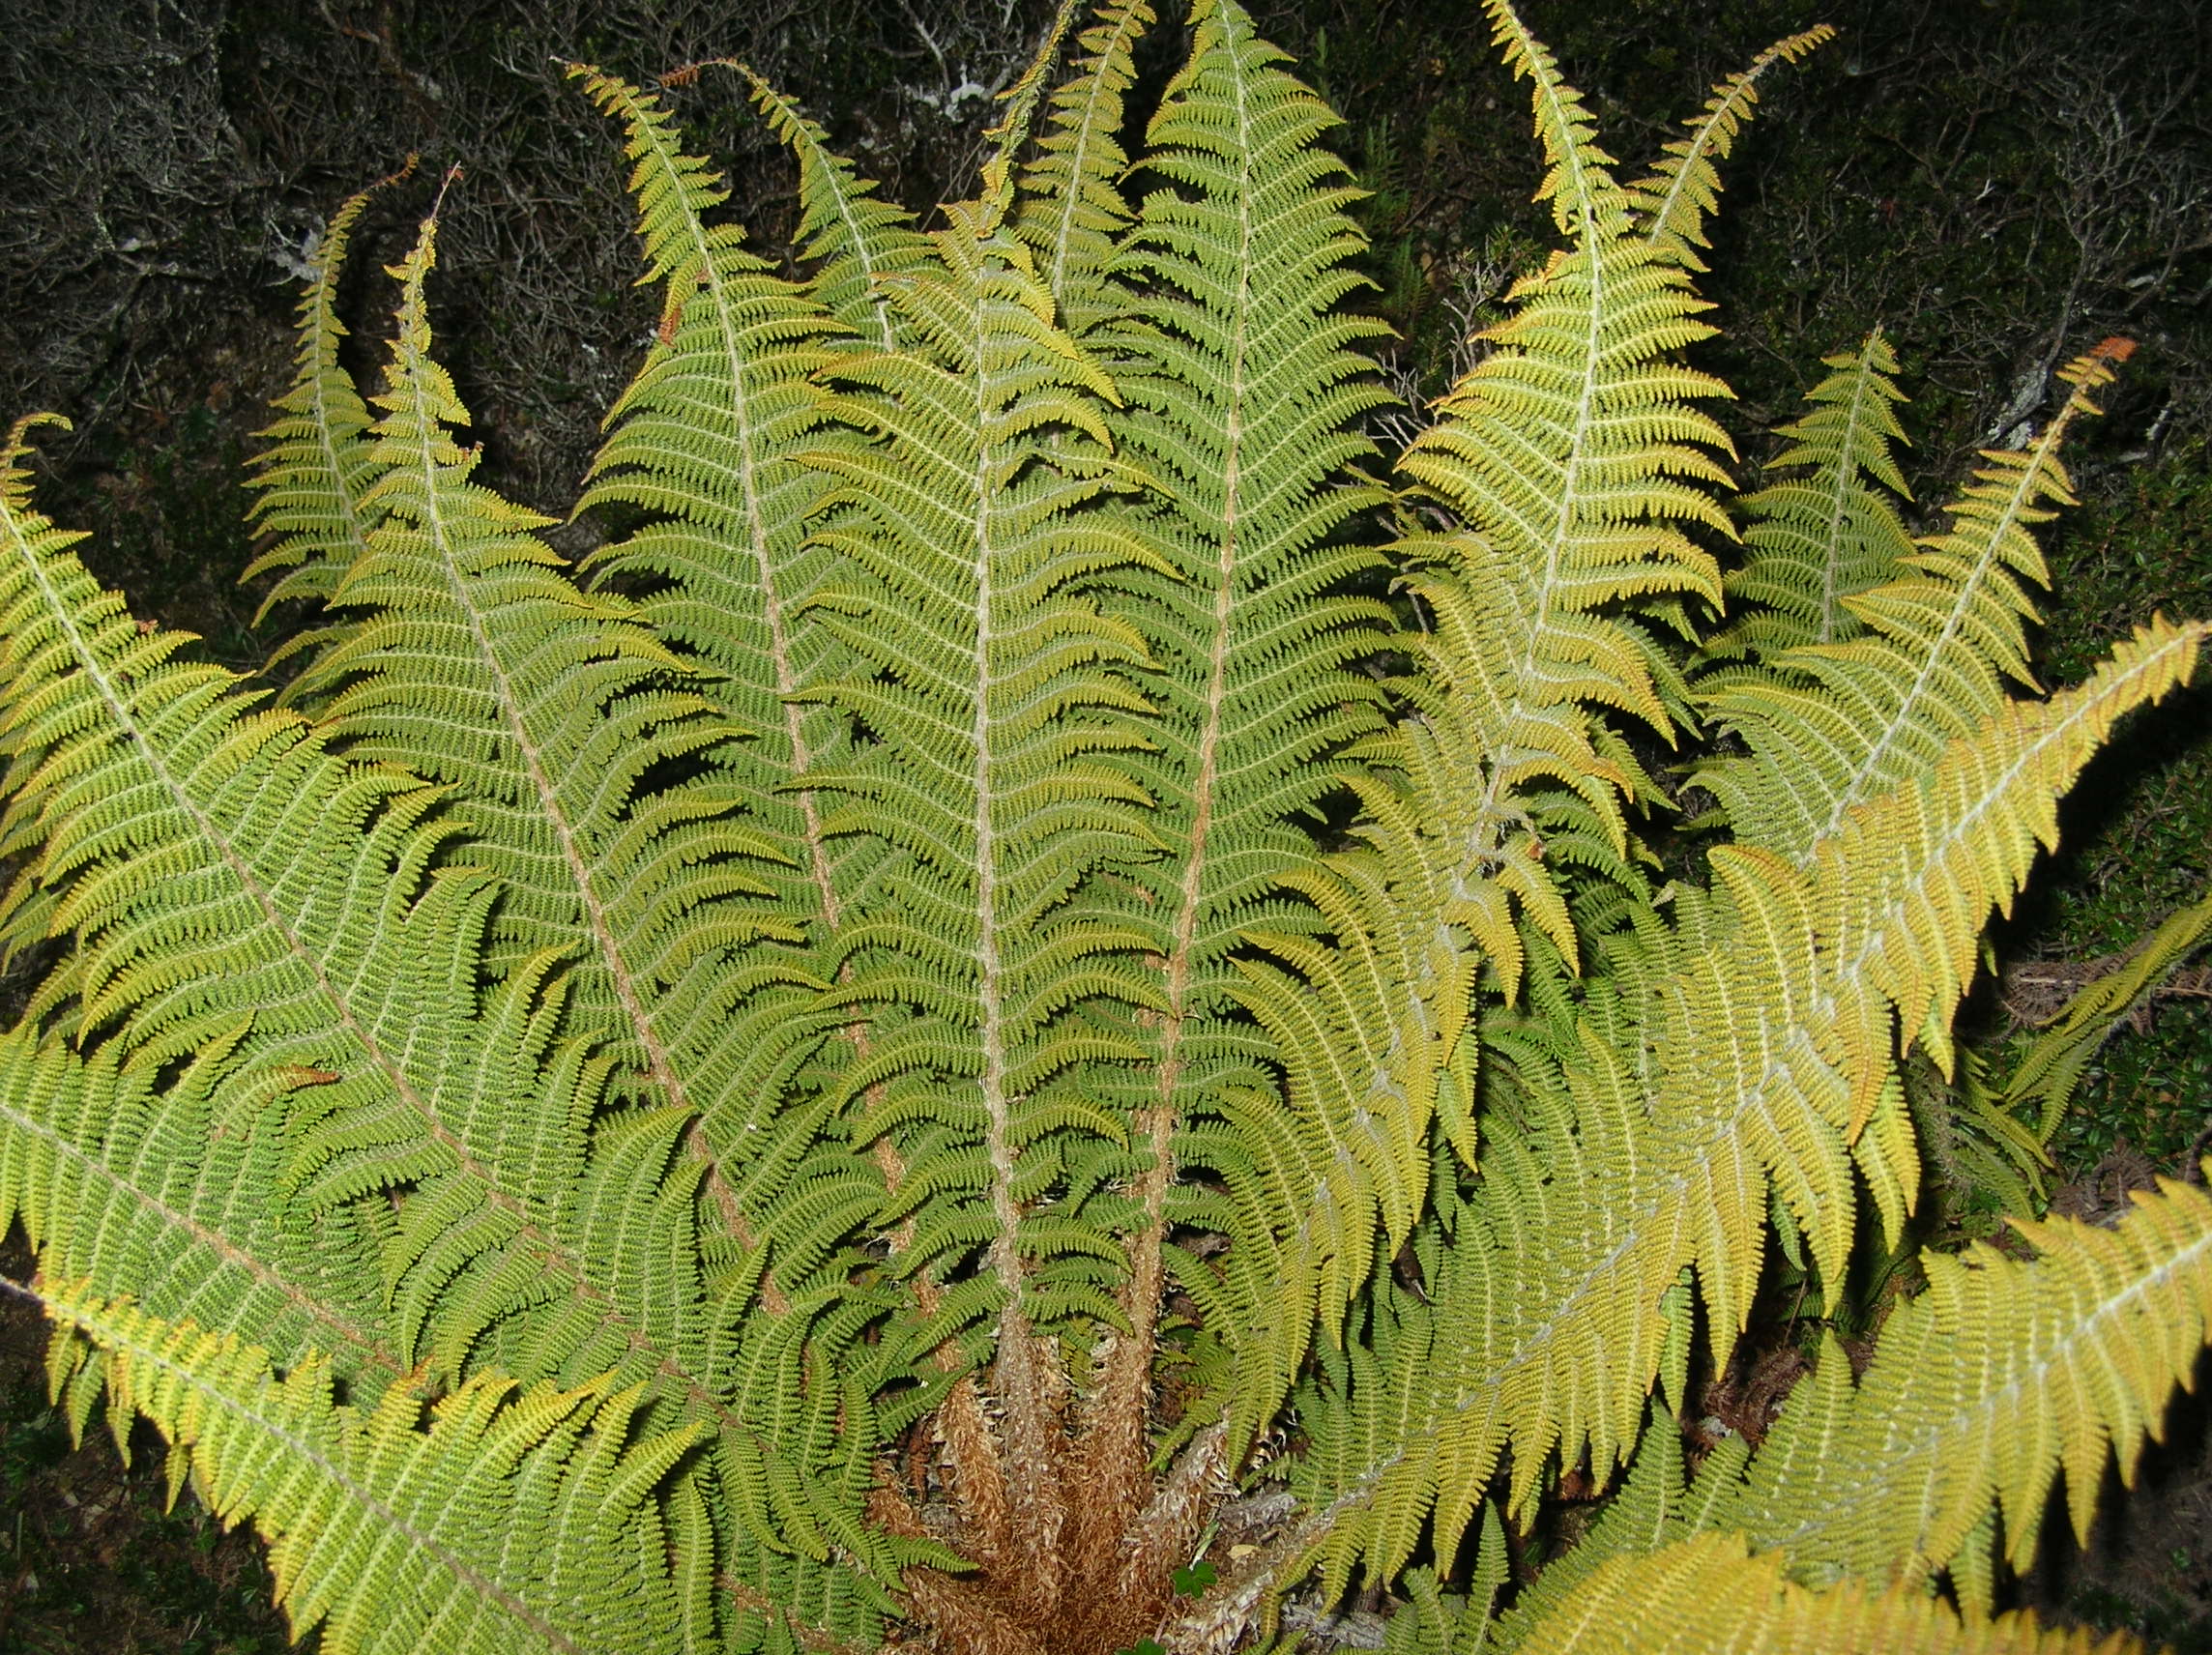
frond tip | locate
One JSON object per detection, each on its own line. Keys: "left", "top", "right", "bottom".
{"left": 1714, "top": 1168, "right": 2212, "bottom": 1592}
{"left": 1631, "top": 25, "right": 1837, "bottom": 269}
{"left": 1703, "top": 328, "right": 1915, "bottom": 664}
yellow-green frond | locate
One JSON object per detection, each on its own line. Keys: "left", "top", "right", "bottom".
{"left": 2000, "top": 884, "right": 2212, "bottom": 1140}
{"left": 1507, "top": 1531, "right": 2139, "bottom": 1655}
{"left": 241, "top": 160, "right": 414, "bottom": 619}
{"left": 1703, "top": 340, "right": 2135, "bottom": 862}
{"left": 572, "top": 66, "right": 869, "bottom": 941}
{"left": 30, "top": 1284, "right": 718, "bottom": 1655}
{"left": 1481, "top": 0, "right": 1632, "bottom": 238}
{"left": 0, "top": 421, "right": 892, "bottom": 1634}
{"left": 273, "top": 209, "right": 840, "bottom": 1251}
{"left": 975, "top": 0, "right": 1081, "bottom": 223}
{"left": 0, "top": 1028, "right": 402, "bottom": 1390}
{"left": 1266, "top": 619, "right": 2201, "bottom": 1598}
{"left": 1629, "top": 26, "right": 1836, "bottom": 271}
{"left": 1820, "top": 616, "right": 2206, "bottom": 1080}
{"left": 1085, "top": 0, "right": 1400, "bottom": 1440}
{"left": 1714, "top": 1172, "right": 2212, "bottom": 1594}
{"left": 799, "top": 201, "right": 1166, "bottom": 1368}
{"left": 1384, "top": 3, "right": 1734, "bottom": 973}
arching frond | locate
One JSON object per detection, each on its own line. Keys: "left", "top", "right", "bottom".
{"left": 975, "top": 0, "right": 1082, "bottom": 224}
{"left": 1629, "top": 26, "right": 1836, "bottom": 271}
{"left": 570, "top": 67, "right": 885, "bottom": 1116}
{"left": 0, "top": 1028, "right": 403, "bottom": 1394}
{"left": 1713, "top": 1171, "right": 2212, "bottom": 1600}
{"left": 241, "top": 160, "right": 413, "bottom": 620}
{"left": 264, "top": 212, "right": 863, "bottom": 1307}
{"left": 1380, "top": 0, "right": 1734, "bottom": 983}
{"left": 28, "top": 1284, "right": 729, "bottom": 1655}
{"left": 1263, "top": 618, "right": 2204, "bottom": 1597}
{"left": 0, "top": 418, "right": 902, "bottom": 1642}
{"left": 793, "top": 196, "right": 1167, "bottom": 1602}
{"left": 1204, "top": 0, "right": 1734, "bottom": 1471}
{"left": 1819, "top": 617, "right": 2205, "bottom": 1080}
{"left": 4, "top": 427, "right": 650, "bottom": 1388}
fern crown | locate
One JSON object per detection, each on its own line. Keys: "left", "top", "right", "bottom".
{"left": 0, "top": 6, "right": 2204, "bottom": 1655}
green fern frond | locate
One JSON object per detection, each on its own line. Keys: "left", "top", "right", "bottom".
{"left": 1821, "top": 616, "right": 2206, "bottom": 1079}
{"left": 1703, "top": 330, "right": 1916, "bottom": 664}
{"left": 1712, "top": 1170, "right": 2212, "bottom": 1596}
{"left": 1482, "top": 0, "right": 1623, "bottom": 242}
{"left": 1628, "top": 26, "right": 1836, "bottom": 272}
{"left": 0, "top": 1028, "right": 402, "bottom": 1390}
{"left": 1209, "top": 0, "right": 1736, "bottom": 1465}
{"left": 1014, "top": 0, "right": 1154, "bottom": 335}
{"left": 570, "top": 66, "right": 883, "bottom": 1101}
{"left": 1, "top": 417, "right": 899, "bottom": 1637}
{"left": 1085, "top": 0, "right": 1397, "bottom": 1448}
{"left": 737, "top": 69, "right": 934, "bottom": 353}
{"left": 26, "top": 1282, "right": 730, "bottom": 1655}
{"left": 5, "top": 428, "right": 621, "bottom": 1381}
{"left": 1700, "top": 341, "right": 2134, "bottom": 861}
{"left": 795, "top": 199, "right": 1168, "bottom": 1415}
{"left": 1505, "top": 1531, "right": 2136, "bottom": 1655}
{"left": 1382, "top": 0, "right": 1734, "bottom": 978}
{"left": 266, "top": 210, "right": 851, "bottom": 1283}
{"left": 241, "top": 160, "right": 413, "bottom": 621}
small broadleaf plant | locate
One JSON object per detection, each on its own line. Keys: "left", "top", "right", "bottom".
{"left": 1, "top": 3, "right": 2206, "bottom": 1653}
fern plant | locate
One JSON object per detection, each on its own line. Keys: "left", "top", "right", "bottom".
{"left": 2, "top": 4, "right": 2206, "bottom": 1652}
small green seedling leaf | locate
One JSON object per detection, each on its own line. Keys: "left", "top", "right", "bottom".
{"left": 1172, "top": 1561, "right": 1216, "bottom": 1597}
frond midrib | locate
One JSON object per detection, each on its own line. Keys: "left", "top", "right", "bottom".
{"left": 1807, "top": 408, "right": 2081, "bottom": 847}
{"left": 602, "top": 73, "right": 845, "bottom": 932}
{"left": 1760, "top": 1218, "right": 2212, "bottom": 1558}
